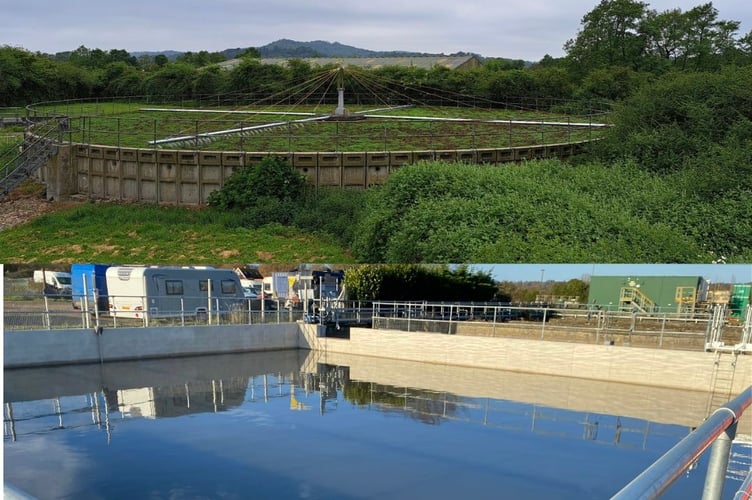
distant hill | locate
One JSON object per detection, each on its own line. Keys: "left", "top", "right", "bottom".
{"left": 133, "top": 39, "right": 475, "bottom": 61}
{"left": 129, "top": 50, "right": 184, "bottom": 60}
{"left": 254, "top": 39, "right": 449, "bottom": 58}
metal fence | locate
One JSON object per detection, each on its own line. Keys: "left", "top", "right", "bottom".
{"left": 21, "top": 95, "right": 609, "bottom": 154}
{"left": 3, "top": 293, "right": 304, "bottom": 330}
{"left": 370, "top": 301, "right": 752, "bottom": 352}
{"left": 5, "top": 296, "right": 751, "bottom": 353}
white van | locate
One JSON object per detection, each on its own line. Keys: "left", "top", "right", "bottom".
{"left": 33, "top": 270, "right": 72, "bottom": 298}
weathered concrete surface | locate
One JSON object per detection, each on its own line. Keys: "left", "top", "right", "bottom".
{"left": 3, "top": 323, "right": 300, "bottom": 368}
{"left": 302, "top": 350, "right": 742, "bottom": 430}
{"left": 298, "top": 325, "right": 752, "bottom": 396}
{"left": 6, "top": 322, "right": 750, "bottom": 397}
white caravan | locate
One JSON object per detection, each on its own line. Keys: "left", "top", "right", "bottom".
{"left": 106, "top": 266, "right": 245, "bottom": 320}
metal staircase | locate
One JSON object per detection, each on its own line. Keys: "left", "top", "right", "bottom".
{"left": 1, "top": 125, "right": 59, "bottom": 202}
{"left": 618, "top": 286, "right": 656, "bottom": 313}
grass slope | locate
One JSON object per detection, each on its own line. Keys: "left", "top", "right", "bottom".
{"left": 0, "top": 201, "right": 352, "bottom": 264}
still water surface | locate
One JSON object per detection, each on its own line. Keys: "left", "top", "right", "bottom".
{"left": 3, "top": 350, "right": 747, "bottom": 499}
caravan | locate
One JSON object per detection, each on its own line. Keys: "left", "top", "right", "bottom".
{"left": 71, "top": 263, "right": 111, "bottom": 311}
{"left": 106, "top": 266, "right": 245, "bottom": 320}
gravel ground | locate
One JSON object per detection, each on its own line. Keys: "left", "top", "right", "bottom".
{"left": 0, "top": 180, "right": 82, "bottom": 231}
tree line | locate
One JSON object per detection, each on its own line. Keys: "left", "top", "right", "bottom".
{"left": 2, "top": 1, "right": 750, "bottom": 107}
{"left": 2, "top": 0, "right": 750, "bottom": 264}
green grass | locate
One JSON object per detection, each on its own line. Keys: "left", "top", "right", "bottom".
{"left": 46, "top": 103, "right": 605, "bottom": 151}
{"left": 0, "top": 202, "right": 354, "bottom": 264}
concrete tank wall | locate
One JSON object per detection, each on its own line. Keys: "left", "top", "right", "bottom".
{"left": 297, "top": 325, "right": 752, "bottom": 395}
{"left": 48, "top": 141, "right": 590, "bottom": 204}
{"left": 10, "top": 321, "right": 746, "bottom": 397}
{"left": 4, "top": 323, "right": 300, "bottom": 368}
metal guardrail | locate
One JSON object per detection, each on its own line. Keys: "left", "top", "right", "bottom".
{"left": 3, "top": 295, "right": 368, "bottom": 330}
{"left": 611, "top": 386, "right": 752, "bottom": 500}
{"left": 0, "top": 122, "right": 60, "bottom": 200}
{"left": 6, "top": 297, "right": 751, "bottom": 350}
{"left": 368, "top": 301, "right": 752, "bottom": 352}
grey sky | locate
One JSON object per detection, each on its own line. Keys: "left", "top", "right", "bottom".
{"left": 2, "top": 1, "right": 750, "bottom": 61}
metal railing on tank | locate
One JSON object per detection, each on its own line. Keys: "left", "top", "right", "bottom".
{"left": 2, "top": 292, "right": 304, "bottom": 330}
{"left": 368, "top": 301, "right": 752, "bottom": 352}
{"left": 610, "top": 386, "right": 752, "bottom": 500}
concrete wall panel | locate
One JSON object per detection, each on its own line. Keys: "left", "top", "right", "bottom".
{"left": 222, "top": 153, "right": 243, "bottom": 167}
{"left": 157, "top": 151, "right": 177, "bottom": 164}
{"left": 4, "top": 324, "right": 300, "bottom": 368}
{"left": 159, "top": 163, "right": 177, "bottom": 181}
{"left": 178, "top": 152, "right": 198, "bottom": 165}
{"left": 122, "top": 178, "right": 139, "bottom": 200}
{"left": 476, "top": 149, "right": 497, "bottom": 163}
{"left": 413, "top": 151, "right": 434, "bottom": 162}
{"left": 180, "top": 182, "right": 200, "bottom": 205}
{"left": 159, "top": 181, "right": 177, "bottom": 203}
{"left": 105, "top": 176, "right": 120, "bottom": 199}
{"left": 389, "top": 151, "right": 413, "bottom": 167}
{"left": 120, "top": 148, "right": 138, "bottom": 162}
{"left": 199, "top": 152, "right": 221, "bottom": 166}
{"left": 435, "top": 150, "right": 457, "bottom": 162}
{"left": 317, "top": 153, "right": 341, "bottom": 168}
{"left": 141, "top": 180, "right": 157, "bottom": 202}
{"left": 366, "top": 152, "right": 389, "bottom": 167}
{"left": 138, "top": 150, "right": 157, "bottom": 163}
{"left": 365, "top": 166, "right": 388, "bottom": 186}
{"left": 342, "top": 152, "right": 365, "bottom": 167}
{"left": 103, "top": 148, "right": 119, "bottom": 161}
{"left": 298, "top": 326, "right": 752, "bottom": 395}
{"left": 297, "top": 166, "right": 317, "bottom": 185}
{"left": 342, "top": 166, "right": 365, "bottom": 187}
{"left": 181, "top": 164, "right": 199, "bottom": 182}
{"left": 202, "top": 165, "right": 222, "bottom": 183}
{"left": 90, "top": 157, "right": 104, "bottom": 176}
{"left": 456, "top": 150, "right": 476, "bottom": 163}
{"left": 65, "top": 141, "right": 589, "bottom": 205}
{"left": 245, "top": 152, "right": 269, "bottom": 166}
{"left": 317, "top": 167, "right": 342, "bottom": 187}
{"left": 293, "top": 153, "right": 317, "bottom": 169}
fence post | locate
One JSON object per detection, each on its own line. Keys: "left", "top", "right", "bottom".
{"left": 540, "top": 308, "right": 547, "bottom": 340}
{"left": 43, "top": 296, "right": 51, "bottom": 330}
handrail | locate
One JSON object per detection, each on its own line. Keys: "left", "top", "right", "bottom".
{"left": 1, "top": 121, "right": 60, "bottom": 197}
{"left": 611, "top": 386, "right": 752, "bottom": 499}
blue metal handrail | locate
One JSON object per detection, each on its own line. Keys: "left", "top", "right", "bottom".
{"left": 611, "top": 385, "right": 752, "bottom": 499}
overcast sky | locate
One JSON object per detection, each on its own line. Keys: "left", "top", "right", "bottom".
{"left": 2, "top": 1, "right": 750, "bottom": 61}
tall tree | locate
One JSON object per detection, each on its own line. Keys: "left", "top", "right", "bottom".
{"left": 564, "top": 0, "right": 648, "bottom": 73}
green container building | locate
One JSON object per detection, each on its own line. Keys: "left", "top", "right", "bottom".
{"left": 729, "top": 284, "right": 751, "bottom": 319}
{"left": 587, "top": 275, "right": 706, "bottom": 313}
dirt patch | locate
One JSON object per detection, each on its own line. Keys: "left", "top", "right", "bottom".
{"left": 0, "top": 179, "right": 83, "bottom": 231}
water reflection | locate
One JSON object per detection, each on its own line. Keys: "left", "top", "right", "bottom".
{"left": 4, "top": 350, "right": 748, "bottom": 500}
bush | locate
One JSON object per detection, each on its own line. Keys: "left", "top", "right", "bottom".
{"left": 207, "top": 156, "right": 307, "bottom": 210}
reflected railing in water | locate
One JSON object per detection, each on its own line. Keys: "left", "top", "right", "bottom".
{"left": 4, "top": 350, "right": 750, "bottom": 499}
